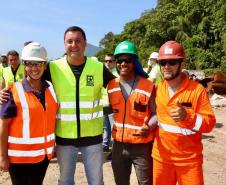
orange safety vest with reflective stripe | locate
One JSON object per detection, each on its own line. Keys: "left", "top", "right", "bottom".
{"left": 108, "top": 77, "right": 155, "bottom": 144}
{"left": 152, "top": 74, "right": 216, "bottom": 166}
{"left": 8, "top": 81, "right": 58, "bottom": 164}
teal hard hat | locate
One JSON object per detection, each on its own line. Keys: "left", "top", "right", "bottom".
{"left": 114, "top": 41, "right": 137, "bottom": 57}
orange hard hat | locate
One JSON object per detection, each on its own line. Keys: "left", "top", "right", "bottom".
{"left": 158, "top": 41, "right": 185, "bottom": 60}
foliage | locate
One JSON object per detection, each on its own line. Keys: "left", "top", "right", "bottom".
{"left": 96, "top": 0, "right": 226, "bottom": 75}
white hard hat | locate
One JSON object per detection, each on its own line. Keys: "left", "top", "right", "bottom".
{"left": 21, "top": 42, "right": 47, "bottom": 62}
{"left": 149, "top": 52, "right": 159, "bottom": 60}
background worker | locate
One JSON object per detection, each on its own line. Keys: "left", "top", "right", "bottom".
{"left": 0, "top": 42, "right": 58, "bottom": 185}
{"left": 0, "top": 50, "right": 25, "bottom": 90}
{"left": 108, "top": 41, "right": 157, "bottom": 185}
{"left": 148, "top": 52, "right": 163, "bottom": 86}
{"left": 102, "top": 53, "right": 118, "bottom": 153}
{"left": 152, "top": 41, "right": 216, "bottom": 185}
{"left": 1, "top": 54, "right": 8, "bottom": 67}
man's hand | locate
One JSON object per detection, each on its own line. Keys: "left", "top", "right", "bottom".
{"left": 138, "top": 124, "right": 151, "bottom": 137}
{"left": 0, "top": 156, "right": 9, "bottom": 172}
{"left": 170, "top": 100, "right": 187, "bottom": 122}
{"left": 0, "top": 88, "right": 10, "bottom": 104}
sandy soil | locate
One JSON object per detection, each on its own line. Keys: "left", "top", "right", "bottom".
{"left": 1, "top": 107, "right": 226, "bottom": 185}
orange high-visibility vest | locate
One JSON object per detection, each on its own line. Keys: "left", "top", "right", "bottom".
{"left": 108, "top": 77, "right": 155, "bottom": 144}
{"left": 8, "top": 81, "right": 58, "bottom": 164}
{"left": 152, "top": 74, "right": 216, "bottom": 166}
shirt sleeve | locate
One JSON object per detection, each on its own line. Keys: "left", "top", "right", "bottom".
{"left": 103, "top": 65, "right": 116, "bottom": 88}
{"left": 0, "top": 89, "right": 17, "bottom": 119}
{"left": 148, "top": 86, "right": 156, "bottom": 115}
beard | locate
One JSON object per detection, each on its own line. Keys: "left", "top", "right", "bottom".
{"left": 164, "top": 63, "right": 181, "bottom": 81}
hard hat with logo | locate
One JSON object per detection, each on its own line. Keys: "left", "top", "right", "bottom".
{"left": 158, "top": 41, "right": 185, "bottom": 60}
{"left": 114, "top": 41, "right": 137, "bottom": 57}
{"left": 21, "top": 42, "right": 47, "bottom": 62}
{"left": 149, "top": 52, "right": 159, "bottom": 60}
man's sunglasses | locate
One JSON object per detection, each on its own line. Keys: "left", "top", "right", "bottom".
{"left": 104, "top": 60, "right": 115, "bottom": 63}
{"left": 158, "top": 60, "right": 181, "bottom": 67}
{"left": 117, "top": 58, "right": 133, "bottom": 64}
{"left": 24, "top": 61, "right": 46, "bottom": 68}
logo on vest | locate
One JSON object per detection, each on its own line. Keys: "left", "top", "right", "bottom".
{"left": 86, "top": 75, "right": 94, "bottom": 86}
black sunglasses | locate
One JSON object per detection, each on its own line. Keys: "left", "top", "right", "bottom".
{"left": 158, "top": 60, "right": 181, "bottom": 67}
{"left": 117, "top": 58, "right": 133, "bottom": 64}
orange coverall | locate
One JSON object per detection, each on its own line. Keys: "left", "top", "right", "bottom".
{"left": 152, "top": 74, "right": 216, "bottom": 185}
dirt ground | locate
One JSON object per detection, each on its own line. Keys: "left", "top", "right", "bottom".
{"left": 1, "top": 107, "right": 226, "bottom": 185}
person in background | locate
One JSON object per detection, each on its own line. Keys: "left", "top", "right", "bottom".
{"left": 0, "top": 50, "right": 25, "bottom": 90}
{"left": 0, "top": 42, "right": 58, "bottom": 185}
{"left": 152, "top": 41, "right": 216, "bottom": 185}
{"left": 108, "top": 41, "right": 157, "bottom": 185}
{"left": 1, "top": 54, "right": 8, "bottom": 67}
{"left": 102, "top": 53, "right": 118, "bottom": 153}
{"left": 148, "top": 52, "right": 163, "bottom": 86}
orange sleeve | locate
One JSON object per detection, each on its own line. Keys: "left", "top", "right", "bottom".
{"left": 177, "top": 88, "right": 216, "bottom": 133}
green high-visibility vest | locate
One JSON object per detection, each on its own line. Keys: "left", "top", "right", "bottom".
{"left": 2, "top": 64, "right": 25, "bottom": 87}
{"left": 102, "top": 67, "right": 118, "bottom": 106}
{"left": 50, "top": 57, "right": 104, "bottom": 139}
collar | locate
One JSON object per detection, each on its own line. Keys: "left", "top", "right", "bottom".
{"left": 22, "top": 78, "right": 49, "bottom": 93}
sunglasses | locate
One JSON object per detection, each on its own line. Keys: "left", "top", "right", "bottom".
{"left": 24, "top": 61, "right": 46, "bottom": 68}
{"left": 158, "top": 60, "right": 181, "bottom": 67}
{"left": 117, "top": 58, "right": 133, "bottom": 64}
{"left": 104, "top": 60, "right": 115, "bottom": 63}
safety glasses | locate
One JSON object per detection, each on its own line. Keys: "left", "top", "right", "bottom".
{"left": 117, "top": 58, "right": 133, "bottom": 64}
{"left": 24, "top": 61, "right": 46, "bottom": 68}
{"left": 158, "top": 60, "right": 181, "bottom": 67}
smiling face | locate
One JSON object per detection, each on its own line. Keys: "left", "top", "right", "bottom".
{"left": 116, "top": 54, "right": 135, "bottom": 81}
{"left": 64, "top": 31, "right": 87, "bottom": 59}
{"left": 159, "top": 59, "right": 184, "bottom": 81}
{"left": 24, "top": 61, "right": 47, "bottom": 81}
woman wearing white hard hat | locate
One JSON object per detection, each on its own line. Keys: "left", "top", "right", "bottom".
{"left": 0, "top": 42, "right": 58, "bottom": 185}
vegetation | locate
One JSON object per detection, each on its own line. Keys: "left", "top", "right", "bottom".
{"left": 96, "top": 0, "right": 226, "bottom": 74}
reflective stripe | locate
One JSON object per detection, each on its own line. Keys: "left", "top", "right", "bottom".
{"left": 158, "top": 114, "right": 203, "bottom": 135}
{"left": 57, "top": 110, "right": 103, "bottom": 121}
{"left": 108, "top": 87, "right": 121, "bottom": 94}
{"left": 8, "top": 146, "right": 54, "bottom": 157}
{"left": 8, "top": 133, "right": 55, "bottom": 144}
{"left": 60, "top": 100, "right": 103, "bottom": 109}
{"left": 108, "top": 87, "right": 150, "bottom": 97}
{"left": 46, "top": 81, "right": 57, "bottom": 103}
{"left": 47, "top": 146, "right": 54, "bottom": 154}
{"left": 134, "top": 89, "right": 151, "bottom": 97}
{"left": 8, "top": 149, "right": 45, "bottom": 157}
{"left": 114, "top": 122, "right": 141, "bottom": 130}
{"left": 158, "top": 122, "right": 196, "bottom": 135}
{"left": 193, "top": 114, "right": 203, "bottom": 131}
{"left": 47, "top": 133, "right": 55, "bottom": 142}
{"left": 15, "top": 82, "right": 30, "bottom": 138}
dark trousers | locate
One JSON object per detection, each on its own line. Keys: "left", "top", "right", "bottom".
{"left": 9, "top": 156, "right": 50, "bottom": 185}
{"left": 112, "top": 141, "right": 153, "bottom": 185}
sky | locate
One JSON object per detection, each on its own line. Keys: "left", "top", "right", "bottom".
{"left": 0, "top": 0, "right": 157, "bottom": 60}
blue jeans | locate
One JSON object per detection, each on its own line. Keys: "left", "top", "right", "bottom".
{"left": 103, "top": 114, "right": 114, "bottom": 149}
{"left": 56, "top": 143, "right": 104, "bottom": 185}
